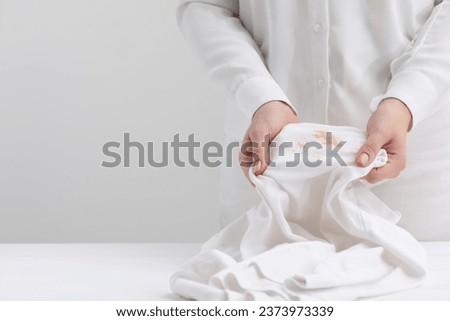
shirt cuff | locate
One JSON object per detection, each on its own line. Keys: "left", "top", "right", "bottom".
{"left": 234, "top": 76, "right": 297, "bottom": 119}
{"left": 370, "top": 71, "right": 438, "bottom": 130}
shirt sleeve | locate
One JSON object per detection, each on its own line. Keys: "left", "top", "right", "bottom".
{"left": 177, "top": 0, "right": 297, "bottom": 119}
{"left": 370, "top": 0, "right": 450, "bottom": 130}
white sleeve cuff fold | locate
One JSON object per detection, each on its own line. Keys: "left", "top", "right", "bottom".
{"left": 234, "top": 76, "right": 297, "bottom": 119}
{"left": 370, "top": 71, "right": 438, "bottom": 130}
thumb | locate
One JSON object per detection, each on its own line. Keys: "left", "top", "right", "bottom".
{"left": 251, "top": 130, "right": 271, "bottom": 176}
{"left": 356, "top": 133, "right": 384, "bottom": 167}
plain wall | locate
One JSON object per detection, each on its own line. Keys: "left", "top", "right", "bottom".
{"left": 0, "top": 0, "right": 227, "bottom": 242}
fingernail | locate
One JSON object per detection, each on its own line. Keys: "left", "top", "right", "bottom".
{"left": 359, "top": 153, "right": 369, "bottom": 166}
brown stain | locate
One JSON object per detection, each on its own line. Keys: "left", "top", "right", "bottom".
{"left": 313, "top": 131, "right": 340, "bottom": 148}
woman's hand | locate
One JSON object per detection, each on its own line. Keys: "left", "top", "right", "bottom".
{"left": 239, "top": 100, "right": 299, "bottom": 184}
{"left": 356, "top": 98, "right": 413, "bottom": 183}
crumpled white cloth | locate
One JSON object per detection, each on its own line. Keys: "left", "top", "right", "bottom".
{"left": 171, "top": 123, "right": 427, "bottom": 301}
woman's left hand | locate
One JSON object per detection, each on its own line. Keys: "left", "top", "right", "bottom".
{"left": 355, "top": 98, "right": 413, "bottom": 184}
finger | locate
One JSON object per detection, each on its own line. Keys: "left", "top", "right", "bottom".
{"left": 239, "top": 132, "right": 254, "bottom": 184}
{"left": 248, "top": 129, "right": 271, "bottom": 176}
{"left": 364, "top": 153, "right": 406, "bottom": 183}
{"left": 239, "top": 154, "right": 253, "bottom": 165}
{"left": 355, "top": 133, "right": 385, "bottom": 167}
{"left": 239, "top": 132, "right": 253, "bottom": 185}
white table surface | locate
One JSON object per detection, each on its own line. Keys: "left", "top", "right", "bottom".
{"left": 1, "top": 243, "right": 449, "bottom": 301}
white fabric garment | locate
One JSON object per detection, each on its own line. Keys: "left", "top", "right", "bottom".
{"left": 177, "top": 0, "right": 450, "bottom": 239}
{"left": 171, "top": 123, "right": 427, "bottom": 301}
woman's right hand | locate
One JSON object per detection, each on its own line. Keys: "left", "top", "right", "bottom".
{"left": 239, "top": 100, "right": 299, "bottom": 184}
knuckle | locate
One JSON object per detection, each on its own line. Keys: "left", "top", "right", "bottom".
{"left": 241, "top": 141, "right": 255, "bottom": 153}
{"left": 391, "top": 159, "right": 406, "bottom": 174}
{"left": 389, "top": 168, "right": 401, "bottom": 179}
{"left": 399, "top": 156, "right": 407, "bottom": 172}
{"left": 365, "top": 171, "right": 378, "bottom": 184}
{"left": 389, "top": 172, "right": 400, "bottom": 180}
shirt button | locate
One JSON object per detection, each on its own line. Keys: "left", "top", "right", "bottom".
{"left": 317, "top": 79, "right": 325, "bottom": 88}
{"left": 314, "top": 23, "right": 322, "bottom": 33}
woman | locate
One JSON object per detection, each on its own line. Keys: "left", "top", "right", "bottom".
{"left": 177, "top": 0, "right": 450, "bottom": 240}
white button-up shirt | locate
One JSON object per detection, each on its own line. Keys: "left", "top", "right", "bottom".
{"left": 177, "top": 0, "right": 450, "bottom": 131}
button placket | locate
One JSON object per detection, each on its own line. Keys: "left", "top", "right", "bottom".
{"left": 309, "top": 0, "right": 330, "bottom": 123}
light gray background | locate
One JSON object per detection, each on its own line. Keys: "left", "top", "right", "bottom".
{"left": 0, "top": 0, "right": 226, "bottom": 242}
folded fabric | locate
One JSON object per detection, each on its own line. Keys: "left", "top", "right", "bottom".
{"left": 171, "top": 123, "right": 427, "bottom": 300}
